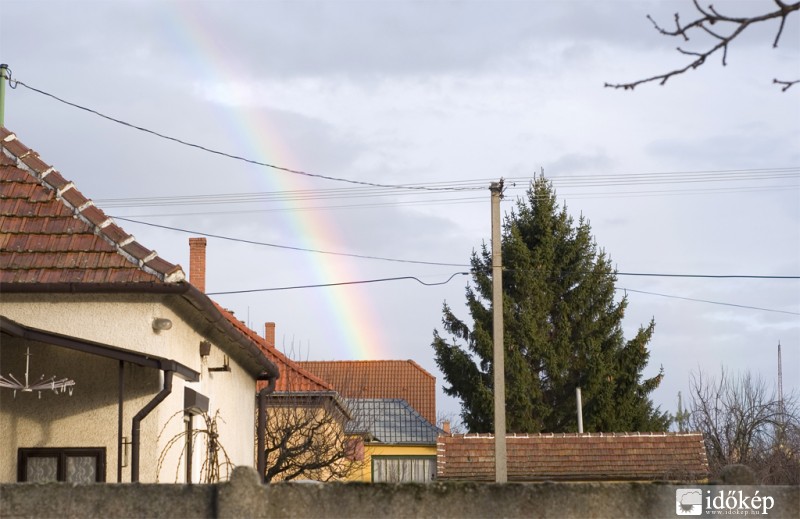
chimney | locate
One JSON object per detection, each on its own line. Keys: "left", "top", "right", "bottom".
{"left": 189, "top": 238, "right": 207, "bottom": 293}
{"left": 442, "top": 420, "right": 451, "bottom": 435}
{"left": 264, "top": 322, "right": 275, "bottom": 349}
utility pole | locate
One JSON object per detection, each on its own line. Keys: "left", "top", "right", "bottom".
{"left": 0, "top": 64, "right": 8, "bottom": 127}
{"left": 490, "top": 179, "right": 507, "bottom": 483}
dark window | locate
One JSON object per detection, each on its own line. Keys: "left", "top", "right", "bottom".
{"left": 18, "top": 448, "right": 106, "bottom": 483}
{"left": 372, "top": 456, "right": 436, "bottom": 482}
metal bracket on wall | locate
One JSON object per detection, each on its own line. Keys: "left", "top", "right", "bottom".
{"left": 208, "top": 355, "right": 231, "bottom": 373}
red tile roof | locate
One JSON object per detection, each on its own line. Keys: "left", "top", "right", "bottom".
{"left": 298, "top": 360, "right": 436, "bottom": 425}
{"left": 437, "top": 433, "right": 709, "bottom": 482}
{"left": 215, "top": 307, "right": 333, "bottom": 393}
{"left": 0, "top": 127, "right": 183, "bottom": 284}
{"left": 0, "top": 127, "right": 278, "bottom": 379}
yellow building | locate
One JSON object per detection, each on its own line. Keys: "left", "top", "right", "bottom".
{"left": 299, "top": 360, "right": 443, "bottom": 482}
{"left": 345, "top": 398, "right": 441, "bottom": 482}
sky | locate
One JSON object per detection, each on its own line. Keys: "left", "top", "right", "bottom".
{"left": 2, "top": 0, "right": 798, "bottom": 430}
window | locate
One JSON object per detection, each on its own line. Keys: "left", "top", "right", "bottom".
{"left": 18, "top": 448, "right": 106, "bottom": 483}
{"left": 372, "top": 456, "right": 436, "bottom": 482}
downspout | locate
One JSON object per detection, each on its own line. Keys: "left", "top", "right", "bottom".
{"left": 131, "top": 370, "right": 174, "bottom": 482}
{"left": 117, "top": 360, "right": 125, "bottom": 482}
{"left": 256, "top": 372, "right": 278, "bottom": 483}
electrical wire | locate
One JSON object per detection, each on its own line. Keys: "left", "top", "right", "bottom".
{"left": 618, "top": 287, "right": 800, "bottom": 315}
{"left": 10, "top": 74, "right": 798, "bottom": 198}
{"left": 9, "top": 77, "right": 482, "bottom": 193}
{"left": 207, "top": 275, "right": 797, "bottom": 317}
{"left": 7, "top": 70, "right": 797, "bottom": 315}
{"left": 206, "top": 272, "right": 470, "bottom": 295}
{"left": 114, "top": 216, "right": 469, "bottom": 267}
{"left": 116, "top": 216, "right": 800, "bottom": 278}
{"left": 95, "top": 170, "right": 799, "bottom": 209}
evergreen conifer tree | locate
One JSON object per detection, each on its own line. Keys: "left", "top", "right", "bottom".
{"left": 432, "top": 177, "right": 669, "bottom": 433}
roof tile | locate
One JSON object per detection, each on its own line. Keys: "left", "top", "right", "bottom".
{"left": 299, "top": 360, "right": 437, "bottom": 424}
{"left": 437, "top": 433, "right": 709, "bottom": 482}
{"left": 120, "top": 241, "right": 153, "bottom": 262}
{"left": 19, "top": 152, "right": 52, "bottom": 175}
{"left": 212, "top": 307, "right": 333, "bottom": 393}
{"left": 60, "top": 187, "right": 88, "bottom": 209}
{"left": 347, "top": 399, "right": 442, "bottom": 444}
{"left": 80, "top": 205, "right": 110, "bottom": 227}
{"left": 0, "top": 130, "right": 184, "bottom": 286}
{"left": 40, "top": 169, "right": 69, "bottom": 191}
{"left": 1, "top": 137, "right": 30, "bottom": 159}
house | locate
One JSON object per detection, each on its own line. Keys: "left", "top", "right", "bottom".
{"left": 185, "top": 238, "right": 356, "bottom": 482}
{"left": 298, "top": 360, "right": 437, "bottom": 425}
{"left": 436, "top": 432, "right": 710, "bottom": 482}
{"left": 299, "top": 360, "right": 442, "bottom": 482}
{"left": 346, "top": 398, "right": 442, "bottom": 482}
{"left": 0, "top": 127, "right": 279, "bottom": 484}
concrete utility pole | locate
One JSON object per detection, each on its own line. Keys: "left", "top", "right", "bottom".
{"left": 490, "top": 180, "right": 507, "bottom": 483}
{"left": 0, "top": 64, "right": 8, "bottom": 127}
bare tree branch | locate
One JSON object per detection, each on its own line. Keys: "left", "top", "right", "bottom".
{"left": 688, "top": 367, "right": 800, "bottom": 484}
{"left": 261, "top": 393, "right": 365, "bottom": 482}
{"left": 774, "top": 78, "right": 800, "bottom": 91}
{"left": 605, "top": 1, "right": 800, "bottom": 91}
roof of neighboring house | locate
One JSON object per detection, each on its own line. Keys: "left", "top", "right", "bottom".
{"left": 298, "top": 360, "right": 437, "bottom": 425}
{"left": 0, "top": 129, "right": 183, "bottom": 284}
{"left": 346, "top": 398, "right": 442, "bottom": 445}
{"left": 216, "top": 307, "right": 333, "bottom": 393}
{"left": 0, "top": 127, "right": 277, "bottom": 379}
{"left": 436, "top": 432, "right": 710, "bottom": 482}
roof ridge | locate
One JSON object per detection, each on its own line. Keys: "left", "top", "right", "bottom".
{"left": 298, "top": 359, "right": 436, "bottom": 379}
{"left": 1, "top": 128, "right": 184, "bottom": 282}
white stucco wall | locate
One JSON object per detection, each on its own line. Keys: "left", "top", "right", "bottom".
{"left": 0, "top": 293, "right": 260, "bottom": 483}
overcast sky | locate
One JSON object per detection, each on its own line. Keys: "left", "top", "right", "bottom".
{"left": 2, "top": 0, "right": 798, "bottom": 428}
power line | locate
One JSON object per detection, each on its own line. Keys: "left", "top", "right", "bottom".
{"left": 114, "top": 216, "right": 469, "bottom": 267}
{"left": 618, "top": 287, "right": 800, "bottom": 315}
{"left": 10, "top": 74, "right": 798, "bottom": 197}
{"left": 95, "top": 170, "right": 799, "bottom": 209}
{"left": 206, "top": 272, "right": 470, "bottom": 295}
{"left": 116, "top": 216, "right": 800, "bottom": 279}
{"left": 9, "top": 76, "right": 481, "bottom": 192}
{"left": 110, "top": 183, "right": 798, "bottom": 218}
{"left": 614, "top": 272, "right": 799, "bottom": 280}
{"left": 207, "top": 275, "right": 798, "bottom": 316}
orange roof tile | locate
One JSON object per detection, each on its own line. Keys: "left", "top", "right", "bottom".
{"left": 0, "top": 127, "right": 183, "bottom": 285}
{"left": 214, "top": 306, "right": 333, "bottom": 393}
{"left": 436, "top": 433, "right": 709, "bottom": 482}
{"left": 298, "top": 360, "right": 436, "bottom": 424}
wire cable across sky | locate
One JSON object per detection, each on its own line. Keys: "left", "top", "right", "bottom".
{"left": 8, "top": 75, "right": 483, "bottom": 193}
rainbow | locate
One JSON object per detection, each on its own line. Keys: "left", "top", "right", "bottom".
{"left": 165, "top": 3, "right": 388, "bottom": 359}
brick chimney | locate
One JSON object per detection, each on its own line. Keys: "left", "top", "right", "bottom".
{"left": 264, "top": 322, "right": 275, "bottom": 349}
{"left": 442, "top": 420, "right": 451, "bottom": 435}
{"left": 189, "top": 238, "right": 207, "bottom": 293}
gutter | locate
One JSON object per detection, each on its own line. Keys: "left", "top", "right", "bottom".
{"left": 131, "top": 370, "right": 173, "bottom": 483}
{"left": 1, "top": 281, "right": 279, "bottom": 380}
{"left": 256, "top": 372, "right": 278, "bottom": 483}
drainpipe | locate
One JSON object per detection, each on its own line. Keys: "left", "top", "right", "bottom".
{"left": 256, "top": 372, "right": 278, "bottom": 483}
{"left": 131, "top": 370, "right": 174, "bottom": 482}
{"left": 117, "top": 360, "right": 125, "bottom": 482}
